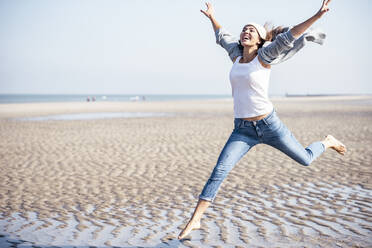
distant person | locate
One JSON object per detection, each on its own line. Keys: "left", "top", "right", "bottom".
{"left": 86, "top": 97, "right": 90, "bottom": 102}
{"left": 178, "top": 0, "right": 346, "bottom": 239}
{"left": 92, "top": 96, "right": 96, "bottom": 102}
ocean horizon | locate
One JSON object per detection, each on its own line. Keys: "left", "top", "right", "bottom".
{"left": 1, "top": 93, "right": 370, "bottom": 104}
{"left": 0, "top": 94, "right": 233, "bottom": 104}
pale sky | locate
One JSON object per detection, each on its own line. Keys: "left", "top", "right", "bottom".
{"left": 0, "top": 0, "right": 371, "bottom": 95}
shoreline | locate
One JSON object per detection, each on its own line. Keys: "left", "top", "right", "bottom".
{"left": 0, "top": 94, "right": 371, "bottom": 105}
{"left": 1, "top": 95, "right": 371, "bottom": 119}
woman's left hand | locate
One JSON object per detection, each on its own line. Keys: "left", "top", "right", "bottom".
{"left": 316, "top": 0, "right": 332, "bottom": 18}
{"left": 290, "top": 0, "right": 332, "bottom": 39}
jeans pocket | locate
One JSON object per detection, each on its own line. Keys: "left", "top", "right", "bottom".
{"left": 233, "top": 119, "right": 241, "bottom": 131}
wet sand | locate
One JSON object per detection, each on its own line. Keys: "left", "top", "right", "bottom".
{"left": 0, "top": 96, "right": 371, "bottom": 247}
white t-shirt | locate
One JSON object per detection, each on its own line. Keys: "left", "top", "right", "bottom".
{"left": 229, "top": 55, "right": 273, "bottom": 118}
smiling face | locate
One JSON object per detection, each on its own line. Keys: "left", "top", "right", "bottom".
{"left": 240, "top": 25, "right": 262, "bottom": 48}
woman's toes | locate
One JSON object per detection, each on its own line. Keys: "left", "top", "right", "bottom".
{"left": 325, "top": 135, "right": 346, "bottom": 155}
{"left": 178, "top": 221, "right": 201, "bottom": 240}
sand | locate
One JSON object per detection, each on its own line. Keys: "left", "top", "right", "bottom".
{"left": 0, "top": 96, "right": 371, "bottom": 248}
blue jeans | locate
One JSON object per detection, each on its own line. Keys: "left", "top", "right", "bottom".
{"left": 199, "top": 109, "right": 325, "bottom": 202}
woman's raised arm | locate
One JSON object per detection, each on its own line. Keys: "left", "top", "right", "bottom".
{"left": 290, "top": 0, "right": 332, "bottom": 39}
{"left": 200, "top": 2, "right": 221, "bottom": 33}
{"left": 201, "top": 3, "right": 241, "bottom": 62}
{"left": 258, "top": 0, "right": 332, "bottom": 65}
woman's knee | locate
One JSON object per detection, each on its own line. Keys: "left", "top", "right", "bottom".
{"left": 210, "top": 163, "right": 232, "bottom": 180}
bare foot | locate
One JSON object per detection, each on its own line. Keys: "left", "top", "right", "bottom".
{"left": 178, "top": 220, "right": 201, "bottom": 240}
{"left": 323, "top": 135, "right": 347, "bottom": 155}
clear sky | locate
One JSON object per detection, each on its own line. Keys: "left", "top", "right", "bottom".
{"left": 0, "top": 0, "right": 371, "bottom": 95}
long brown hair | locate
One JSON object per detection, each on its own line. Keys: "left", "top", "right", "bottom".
{"left": 263, "top": 22, "right": 285, "bottom": 42}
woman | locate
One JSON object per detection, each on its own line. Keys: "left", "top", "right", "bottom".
{"left": 178, "top": 0, "right": 346, "bottom": 240}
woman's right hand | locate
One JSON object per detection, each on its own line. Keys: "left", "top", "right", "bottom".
{"left": 316, "top": 0, "right": 332, "bottom": 18}
{"left": 200, "top": 2, "right": 215, "bottom": 19}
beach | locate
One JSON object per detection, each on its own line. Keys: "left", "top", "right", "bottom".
{"left": 0, "top": 96, "right": 371, "bottom": 248}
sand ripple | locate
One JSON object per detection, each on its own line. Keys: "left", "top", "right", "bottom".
{"left": 0, "top": 97, "right": 371, "bottom": 247}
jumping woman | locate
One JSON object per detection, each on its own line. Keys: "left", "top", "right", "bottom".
{"left": 178, "top": 0, "right": 346, "bottom": 240}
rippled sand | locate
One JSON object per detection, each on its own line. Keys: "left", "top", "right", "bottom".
{"left": 0, "top": 96, "right": 371, "bottom": 248}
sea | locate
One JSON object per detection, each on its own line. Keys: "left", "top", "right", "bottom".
{"left": 0, "top": 94, "right": 231, "bottom": 104}
{"left": 2, "top": 94, "right": 370, "bottom": 121}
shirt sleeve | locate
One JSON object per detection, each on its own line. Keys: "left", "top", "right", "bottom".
{"left": 215, "top": 28, "right": 242, "bottom": 62}
{"left": 258, "top": 30, "right": 296, "bottom": 65}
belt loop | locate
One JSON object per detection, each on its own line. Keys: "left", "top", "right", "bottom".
{"left": 262, "top": 108, "right": 274, "bottom": 125}
{"left": 238, "top": 119, "right": 243, "bottom": 128}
